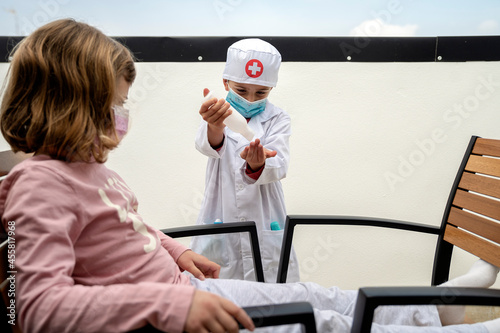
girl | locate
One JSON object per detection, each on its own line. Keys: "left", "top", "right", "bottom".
{"left": 0, "top": 18, "right": 243, "bottom": 333}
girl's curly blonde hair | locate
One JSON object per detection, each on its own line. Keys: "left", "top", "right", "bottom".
{"left": 1, "top": 19, "right": 136, "bottom": 163}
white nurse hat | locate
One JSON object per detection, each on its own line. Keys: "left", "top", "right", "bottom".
{"left": 222, "top": 38, "right": 281, "bottom": 87}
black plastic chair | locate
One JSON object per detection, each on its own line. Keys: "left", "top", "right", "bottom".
{"left": 159, "top": 223, "right": 318, "bottom": 331}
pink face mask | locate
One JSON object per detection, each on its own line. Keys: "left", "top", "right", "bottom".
{"left": 112, "top": 105, "right": 129, "bottom": 139}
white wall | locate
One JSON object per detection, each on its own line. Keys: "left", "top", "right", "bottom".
{"left": 1, "top": 61, "right": 499, "bottom": 290}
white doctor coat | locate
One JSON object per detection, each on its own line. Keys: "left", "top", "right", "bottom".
{"left": 191, "top": 101, "right": 300, "bottom": 283}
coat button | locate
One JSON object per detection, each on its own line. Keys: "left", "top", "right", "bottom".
{"left": 239, "top": 217, "right": 246, "bottom": 222}
{"left": 237, "top": 184, "right": 244, "bottom": 190}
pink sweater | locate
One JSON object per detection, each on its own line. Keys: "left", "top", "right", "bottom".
{"left": 0, "top": 155, "right": 195, "bottom": 333}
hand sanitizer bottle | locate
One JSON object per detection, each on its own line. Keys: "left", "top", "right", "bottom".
{"left": 203, "top": 90, "right": 255, "bottom": 141}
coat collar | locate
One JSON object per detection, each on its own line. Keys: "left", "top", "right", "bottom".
{"left": 227, "top": 101, "right": 278, "bottom": 151}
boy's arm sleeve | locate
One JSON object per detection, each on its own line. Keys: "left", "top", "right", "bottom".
{"left": 195, "top": 120, "right": 226, "bottom": 158}
{"left": 2, "top": 170, "right": 195, "bottom": 333}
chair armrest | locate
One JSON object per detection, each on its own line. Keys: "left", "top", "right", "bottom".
{"left": 351, "top": 286, "right": 500, "bottom": 333}
{"left": 277, "top": 215, "right": 441, "bottom": 283}
{"left": 161, "top": 221, "right": 265, "bottom": 282}
{"left": 130, "top": 301, "right": 317, "bottom": 333}
{"left": 240, "top": 301, "right": 317, "bottom": 333}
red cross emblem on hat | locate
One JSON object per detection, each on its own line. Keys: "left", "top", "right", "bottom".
{"left": 245, "top": 59, "right": 264, "bottom": 78}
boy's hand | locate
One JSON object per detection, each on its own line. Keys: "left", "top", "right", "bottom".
{"left": 240, "top": 138, "right": 277, "bottom": 171}
{"left": 200, "top": 88, "right": 231, "bottom": 129}
{"left": 200, "top": 88, "right": 231, "bottom": 147}
{"left": 177, "top": 250, "right": 220, "bottom": 280}
{"left": 185, "top": 290, "right": 255, "bottom": 333}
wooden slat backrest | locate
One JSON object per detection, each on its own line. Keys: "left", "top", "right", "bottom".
{"left": 445, "top": 138, "right": 500, "bottom": 268}
{"left": 472, "top": 138, "right": 500, "bottom": 157}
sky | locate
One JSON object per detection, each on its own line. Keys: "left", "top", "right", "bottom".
{"left": 0, "top": 0, "right": 499, "bottom": 37}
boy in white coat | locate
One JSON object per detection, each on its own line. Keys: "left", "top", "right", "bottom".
{"left": 191, "top": 38, "right": 300, "bottom": 283}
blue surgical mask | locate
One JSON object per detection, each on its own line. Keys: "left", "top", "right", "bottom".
{"left": 226, "top": 88, "right": 267, "bottom": 118}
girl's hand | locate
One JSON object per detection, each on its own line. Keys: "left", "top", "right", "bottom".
{"left": 184, "top": 290, "right": 255, "bottom": 333}
{"left": 177, "top": 250, "right": 221, "bottom": 280}
{"left": 240, "top": 138, "right": 277, "bottom": 171}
